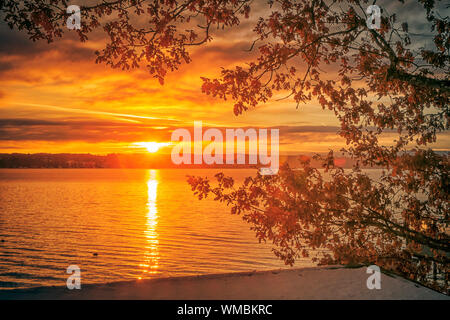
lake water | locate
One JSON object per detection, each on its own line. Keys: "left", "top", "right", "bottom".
{"left": 0, "top": 169, "right": 302, "bottom": 290}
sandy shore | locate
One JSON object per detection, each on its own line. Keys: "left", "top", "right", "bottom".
{"left": 0, "top": 266, "right": 448, "bottom": 300}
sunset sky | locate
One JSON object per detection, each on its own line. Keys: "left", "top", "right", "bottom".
{"left": 0, "top": 1, "right": 448, "bottom": 155}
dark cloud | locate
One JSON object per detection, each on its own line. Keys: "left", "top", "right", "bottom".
{"left": 0, "top": 119, "right": 63, "bottom": 126}
{"left": 190, "top": 41, "right": 259, "bottom": 64}
{"left": 0, "top": 117, "right": 175, "bottom": 142}
{"left": 0, "top": 22, "right": 96, "bottom": 79}
{"left": 0, "top": 25, "right": 47, "bottom": 56}
{"left": 0, "top": 117, "right": 343, "bottom": 143}
{"left": 0, "top": 60, "right": 13, "bottom": 72}
{"left": 278, "top": 126, "right": 340, "bottom": 133}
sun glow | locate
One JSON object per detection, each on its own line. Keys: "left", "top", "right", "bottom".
{"left": 134, "top": 142, "right": 171, "bottom": 153}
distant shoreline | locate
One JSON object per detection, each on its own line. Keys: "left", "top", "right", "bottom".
{"left": 0, "top": 153, "right": 386, "bottom": 169}
{"left": 1, "top": 266, "right": 447, "bottom": 300}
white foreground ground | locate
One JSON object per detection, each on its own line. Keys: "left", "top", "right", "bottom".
{"left": 0, "top": 266, "right": 448, "bottom": 300}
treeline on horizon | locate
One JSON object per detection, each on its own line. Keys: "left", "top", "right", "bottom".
{"left": 0, "top": 153, "right": 372, "bottom": 169}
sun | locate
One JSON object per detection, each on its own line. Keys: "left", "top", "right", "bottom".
{"left": 134, "top": 142, "right": 171, "bottom": 153}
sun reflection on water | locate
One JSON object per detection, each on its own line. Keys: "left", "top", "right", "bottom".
{"left": 139, "top": 169, "right": 160, "bottom": 277}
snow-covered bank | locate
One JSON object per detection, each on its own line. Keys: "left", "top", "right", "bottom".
{"left": 0, "top": 266, "right": 447, "bottom": 300}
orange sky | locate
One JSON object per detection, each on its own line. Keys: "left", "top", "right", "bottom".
{"left": 0, "top": 3, "right": 448, "bottom": 155}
